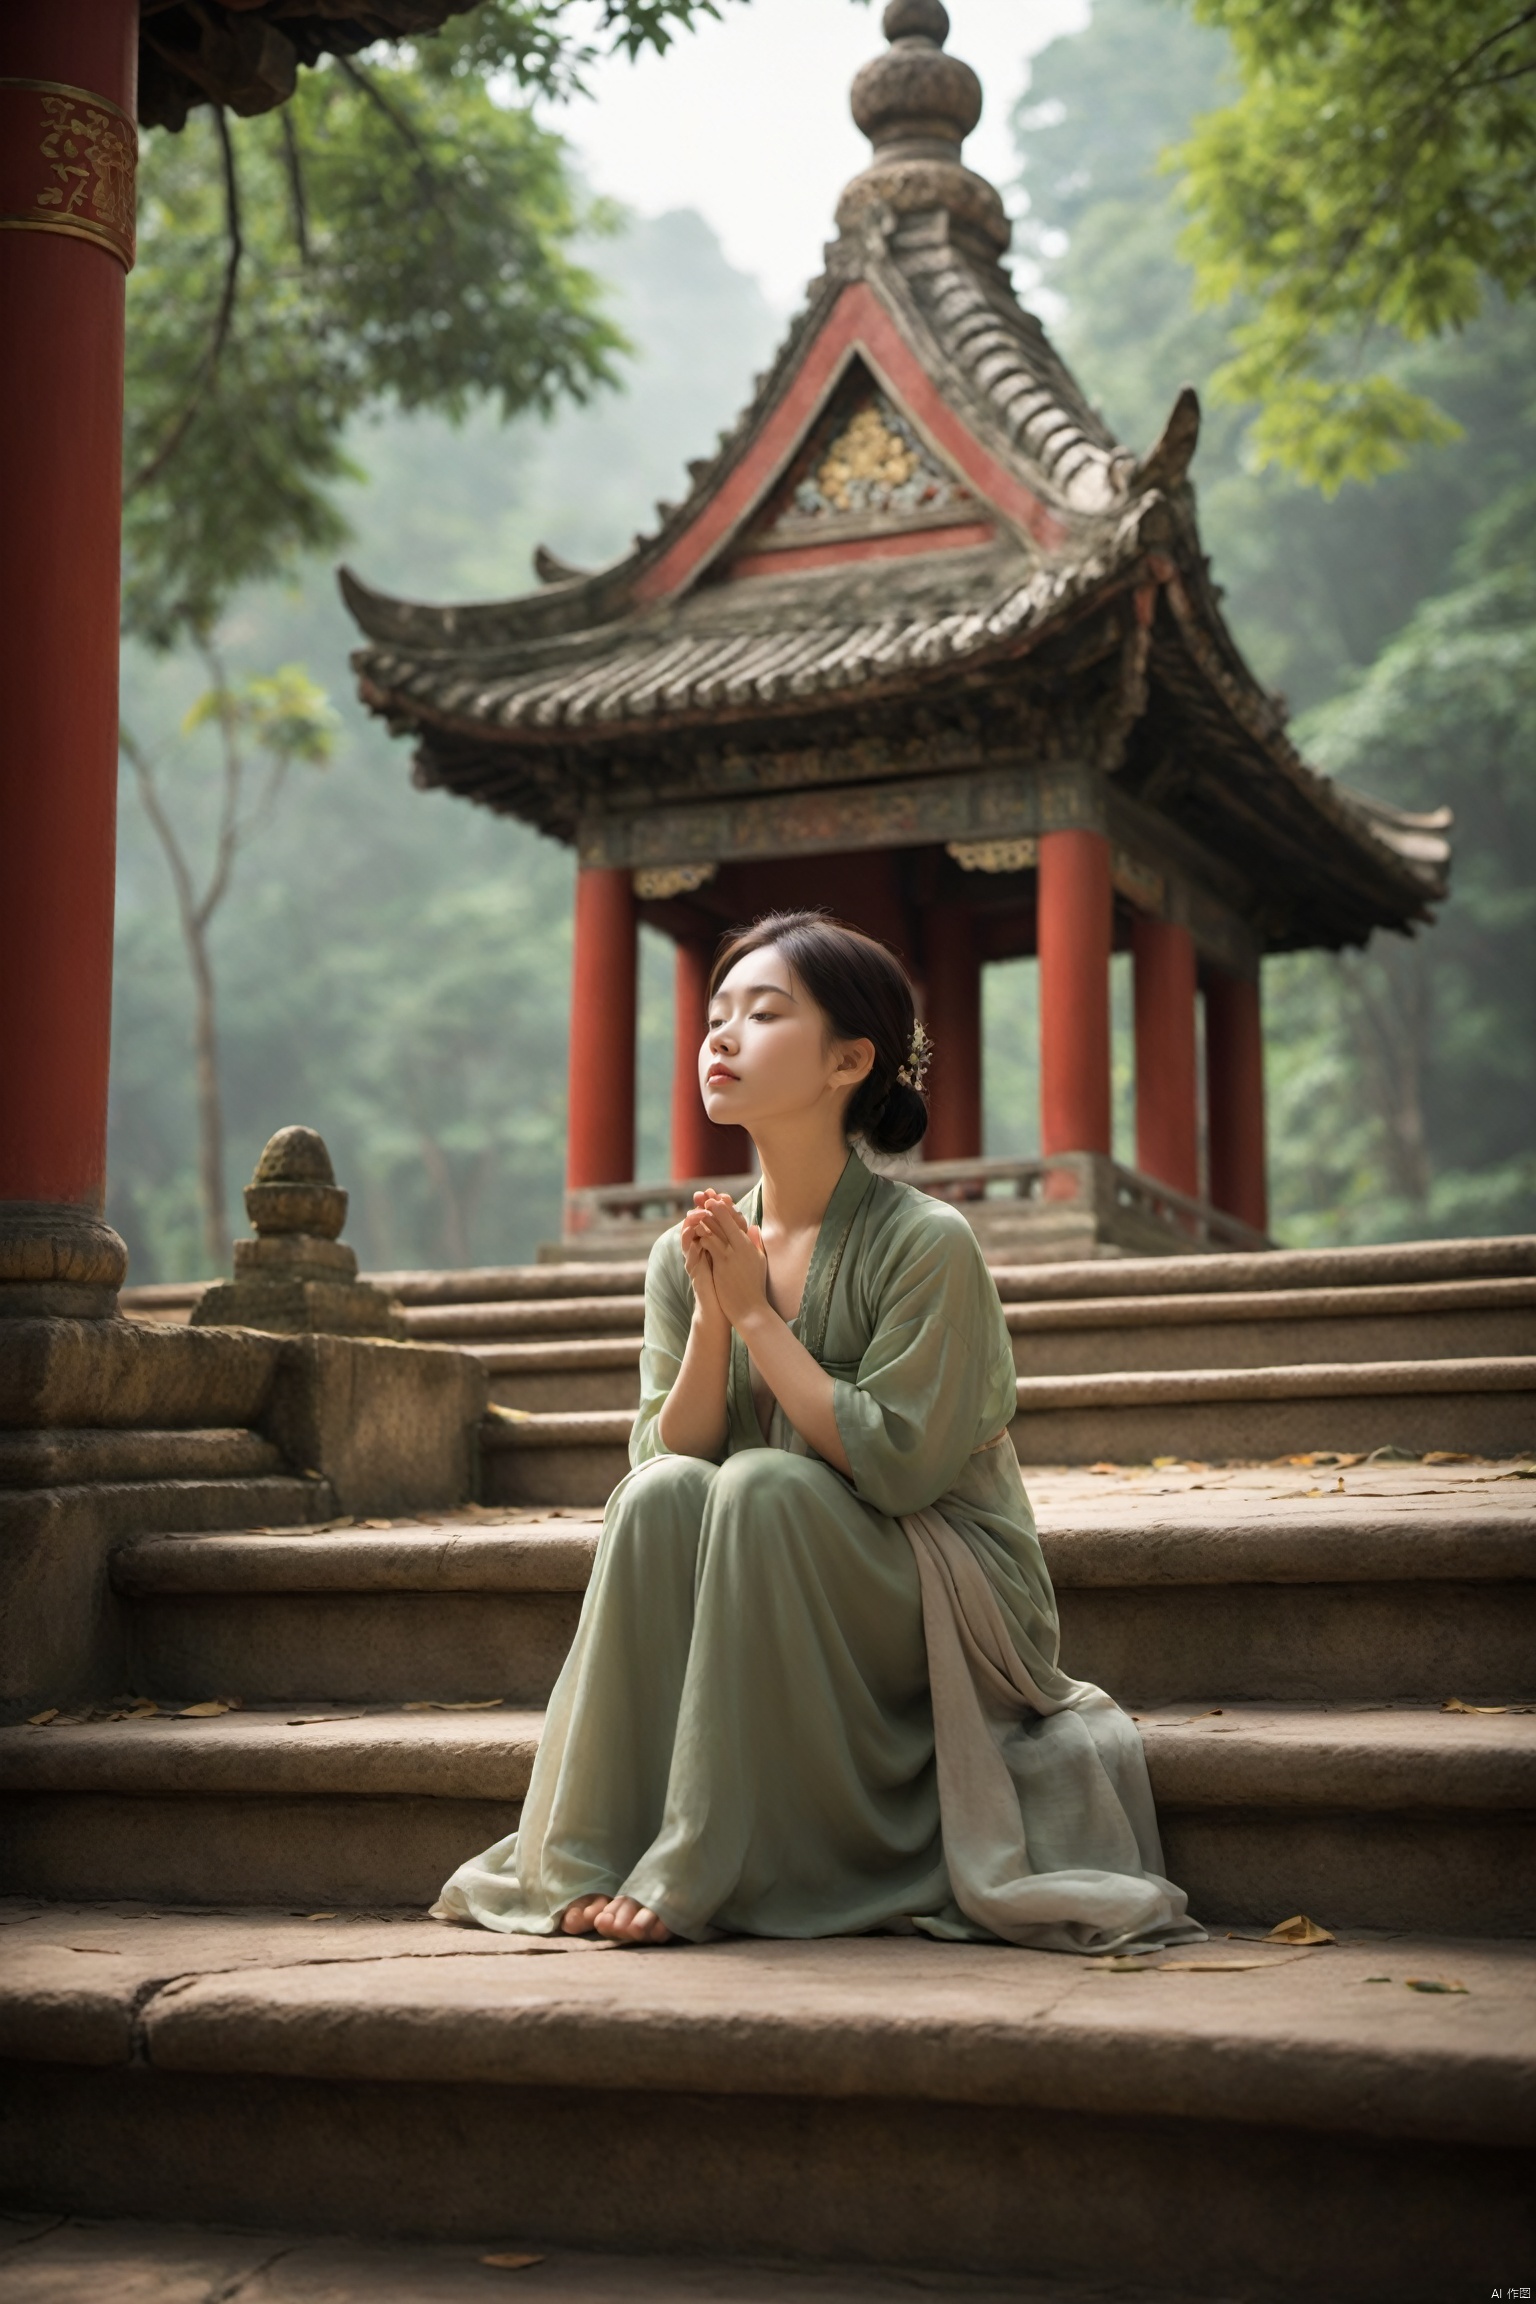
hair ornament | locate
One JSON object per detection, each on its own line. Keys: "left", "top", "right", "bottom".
{"left": 896, "top": 1018, "right": 931, "bottom": 1094}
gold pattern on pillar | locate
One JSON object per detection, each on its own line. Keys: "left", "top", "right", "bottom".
{"left": 0, "top": 79, "right": 137, "bottom": 269}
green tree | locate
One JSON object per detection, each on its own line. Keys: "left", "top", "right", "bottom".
{"left": 1172, "top": 0, "right": 1536, "bottom": 487}
{"left": 1011, "top": 0, "right": 1536, "bottom": 1242}
{"left": 109, "top": 205, "right": 779, "bottom": 1278}
{"left": 121, "top": 662, "right": 337, "bottom": 1266}
{"left": 119, "top": 1, "right": 733, "bottom": 1263}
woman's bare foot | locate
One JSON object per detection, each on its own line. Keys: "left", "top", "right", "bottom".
{"left": 559, "top": 1895, "right": 611, "bottom": 1936}
{"left": 593, "top": 1894, "right": 672, "bottom": 1944}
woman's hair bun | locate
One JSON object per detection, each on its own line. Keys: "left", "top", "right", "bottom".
{"left": 861, "top": 1076, "right": 929, "bottom": 1157}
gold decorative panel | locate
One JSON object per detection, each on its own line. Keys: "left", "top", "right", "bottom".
{"left": 0, "top": 78, "right": 137, "bottom": 270}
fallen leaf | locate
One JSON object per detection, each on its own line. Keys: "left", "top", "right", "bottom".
{"left": 1151, "top": 1455, "right": 1179, "bottom": 1469}
{"left": 1098, "top": 1956, "right": 1151, "bottom": 1973}
{"left": 1303, "top": 1486, "right": 1323, "bottom": 1497}
{"left": 480, "top": 2254, "right": 546, "bottom": 2271}
{"left": 1088, "top": 1462, "right": 1118, "bottom": 1475}
{"left": 1442, "top": 1697, "right": 1508, "bottom": 1714}
{"left": 26, "top": 1709, "right": 59, "bottom": 1726}
{"left": 1365, "top": 1444, "right": 1419, "bottom": 1464}
{"left": 362, "top": 1518, "right": 393, "bottom": 1529}
{"left": 1265, "top": 1914, "right": 1336, "bottom": 1945}
{"left": 403, "top": 1698, "right": 505, "bottom": 1711}
{"left": 176, "top": 1699, "right": 238, "bottom": 1718}
{"left": 287, "top": 1714, "right": 366, "bottom": 1726}
{"left": 1364, "top": 1975, "right": 1392, "bottom": 1984}
{"left": 1423, "top": 1451, "right": 1473, "bottom": 1464}
{"left": 1156, "top": 1953, "right": 1310, "bottom": 1972}
{"left": 1285, "top": 1453, "right": 1318, "bottom": 1467}
{"left": 306, "top": 1912, "right": 338, "bottom": 1922}
{"left": 1405, "top": 1977, "right": 1467, "bottom": 1994}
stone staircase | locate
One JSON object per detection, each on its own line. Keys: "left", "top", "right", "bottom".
{"left": 6, "top": 1235, "right": 1535, "bottom": 2300}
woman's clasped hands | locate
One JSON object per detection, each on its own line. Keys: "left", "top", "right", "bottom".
{"left": 679, "top": 1189, "right": 771, "bottom": 1333}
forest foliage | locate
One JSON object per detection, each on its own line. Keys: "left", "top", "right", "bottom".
{"left": 109, "top": 0, "right": 1536, "bottom": 1276}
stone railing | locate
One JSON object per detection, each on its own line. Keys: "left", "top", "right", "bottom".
{"left": 561, "top": 1150, "right": 1271, "bottom": 1263}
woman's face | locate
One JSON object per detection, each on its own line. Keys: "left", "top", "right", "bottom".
{"left": 700, "top": 944, "right": 874, "bottom": 1134}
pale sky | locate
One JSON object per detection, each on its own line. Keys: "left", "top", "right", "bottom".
{"left": 555, "top": 0, "right": 1090, "bottom": 310}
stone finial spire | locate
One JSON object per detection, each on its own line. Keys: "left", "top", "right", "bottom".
{"left": 192, "top": 1125, "right": 404, "bottom": 1337}
{"left": 836, "top": 0, "right": 1009, "bottom": 258}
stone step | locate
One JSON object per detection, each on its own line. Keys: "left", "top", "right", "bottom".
{"left": 1005, "top": 1275, "right": 1536, "bottom": 1375}
{"left": 0, "top": 1475, "right": 332, "bottom": 1724}
{"left": 1011, "top": 1353, "right": 1536, "bottom": 1462}
{"left": 0, "top": 1427, "right": 283, "bottom": 1489}
{"left": 2, "top": 1906, "right": 1530, "bottom": 2303}
{"left": 0, "top": 2214, "right": 1245, "bottom": 2304}
{"left": 106, "top": 1484, "right": 1536, "bottom": 1708}
{"left": 405, "top": 1298, "right": 646, "bottom": 1344}
{"left": 479, "top": 1360, "right": 1536, "bottom": 1499}
{"left": 469, "top": 1283, "right": 1536, "bottom": 1414}
{"left": 2, "top": 1700, "right": 1531, "bottom": 1932}
{"left": 475, "top": 1338, "right": 642, "bottom": 1415}
{"left": 989, "top": 1233, "right": 1536, "bottom": 1300}
{"left": 0, "top": 1316, "right": 282, "bottom": 1430}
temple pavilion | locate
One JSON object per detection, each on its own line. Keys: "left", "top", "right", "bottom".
{"left": 342, "top": 0, "right": 1452, "bottom": 1263}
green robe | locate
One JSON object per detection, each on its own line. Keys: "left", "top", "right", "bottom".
{"left": 434, "top": 1149, "right": 1200, "bottom": 1953}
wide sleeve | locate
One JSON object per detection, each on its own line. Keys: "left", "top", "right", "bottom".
{"left": 831, "top": 1202, "right": 1015, "bottom": 1519}
{"left": 629, "top": 1226, "right": 697, "bottom": 1468}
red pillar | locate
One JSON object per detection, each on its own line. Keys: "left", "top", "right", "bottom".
{"left": 670, "top": 938, "right": 753, "bottom": 1181}
{"left": 921, "top": 904, "right": 980, "bottom": 1161}
{"left": 1037, "top": 829, "right": 1113, "bottom": 1157}
{"left": 565, "top": 867, "right": 637, "bottom": 1194}
{"left": 1132, "top": 914, "right": 1200, "bottom": 1196}
{"left": 0, "top": 2, "right": 138, "bottom": 1313}
{"left": 1205, "top": 967, "right": 1269, "bottom": 1233}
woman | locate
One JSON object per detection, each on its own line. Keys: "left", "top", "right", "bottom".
{"left": 433, "top": 910, "right": 1201, "bottom": 1954}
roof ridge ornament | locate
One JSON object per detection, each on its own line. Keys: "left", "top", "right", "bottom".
{"left": 837, "top": 0, "right": 1010, "bottom": 261}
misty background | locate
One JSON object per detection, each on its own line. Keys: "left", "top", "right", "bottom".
{"left": 109, "top": 0, "right": 1536, "bottom": 1280}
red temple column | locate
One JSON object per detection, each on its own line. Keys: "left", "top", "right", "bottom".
{"left": 1037, "top": 829, "right": 1112, "bottom": 1157}
{"left": 671, "top": 937, "right": 753, "bottom": 1180}
{"left": 0, "top": 0, "right": 138, "bottom": 1316}
{"left": 921, "top": 904, "right": 980, "bottom": 1161}
{"left": 1205, "top": 966, "right": 1269, "bottom": 1233}
{"left": 1131, "top": 914, "right": 1200, "bottom": 1196}
{"left": 565, "top": 866, "right": 637, "bottom": 1197}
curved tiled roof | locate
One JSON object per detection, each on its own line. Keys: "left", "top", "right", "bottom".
{"left": 140, "top": 3, "right": 476, "bottom": 131}
{"left": 342, "top": 1, "right": 1451, "bottom": 949}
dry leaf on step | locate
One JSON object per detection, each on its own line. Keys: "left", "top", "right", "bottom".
{"left": 481, "top": 2254, "right": 546, "bottom": 2270}
{"left": 25, "top": 1709, "right": 59, "bottom": 1726}
{"left": 1265, "top": 1914, "right": 1335, "bottom": 1944}
{"left": 176, "top": 1699, "right": 239, "bottom": 1717}
{"left": 1423, "top": 1451, "right": 1473, "bottom": 1464}
{"left": 1405, "top": 1976, "right": 1468, "bottom": 1994}
{"left": 1157, "top": 1952, "right": 1311, "bottom": 1972}
{"left": 1442, "top": 1697, "right": 1508, "bottom": 1714}
{"left": 403, "top": 1698, "right": 505, "bottom": 1711}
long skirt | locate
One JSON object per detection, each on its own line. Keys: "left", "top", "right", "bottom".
{"left": 434, "top": 1448, "right": 958, "bottom": 1939}
{"left": 432, "top": 1447, "right": 1202, "bottom": 1951}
